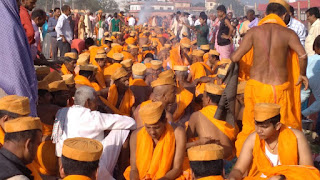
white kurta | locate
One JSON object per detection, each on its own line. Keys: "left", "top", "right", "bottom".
{"left": 53, "top": 105, "right": 136, "bottom": 180}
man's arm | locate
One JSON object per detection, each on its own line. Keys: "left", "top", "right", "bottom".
{"left": 160, "top": 127, "right": 186, "bottom": 180}
{"left": 129, "top": 130, "right": 140, "bottom": 180}
{"left": 230, "top": 28, "right": 253, "bottom": 62}
{"left": 97, "top": 112, "right": 137, "bottom": 130}
{"left": 291, "top": 129, "right": 314, "bottom": 166}
{"left": 228, "top": 133, "right": 255, "bottom": 180}
{"left": 20, "top": 10, "right": 35, "bottom": 44}
{"left": 225, "top": 18, "right": 234, "bottom": 38}
{"left": 288, "top": 30, "right": 308, "bottom": 89}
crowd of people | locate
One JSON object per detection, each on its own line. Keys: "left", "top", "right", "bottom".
{"left": 1, "top": 0, "right": 320, "bottom": 179}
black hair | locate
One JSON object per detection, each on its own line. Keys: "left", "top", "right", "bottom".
{"left": 255, "top": 114, "right": 281, "bottom": 126}
{"left": 177, "top": 11, "right": 181, "bottom": 15}
{"left": 144, "top": 53, "right": 154, "bottom": 59}
{"left": 5, "top": 129, "right": 41, "bottom": 143}
{"left": 61, "top": 155, "right": 99, "bottom": 177}
{"left": 49, "top": 9, "right": 54, "bottom": 13}
{"left": 199, "top": 13, "right": 208, "bottom": 21}
{"left": 71, "top": 49, "right": 78, "bottom": 54}
{"left": 313, "top": 35, "right": 320, "bottom": 51}
{"left": 95, "top": 58, "right": 106, "bottom": 62}
{"left": 158, "top": 110, "right": 167, "bottom": 123}
{"left": 60, "top": 56, "right": 73, "bottom": 63}
{"left": 206, "top": 92, "right": 221, "bottom": 104}
{"left": 114, "top": 12, "right": 118, "bottom": 18}
{"left": 79, "top": 70, "right": 93, "bottom": 78}
{"left": 306, "top": 7, "right": 320, "bottom": 18}
{"left": 54, "top": 8, "right": 60, "bottom": 12}
{"left": 190, "top": 160, "right": 223, "bottom": 178}
{"left": 61, "top": 5, "right": 70, "bottom": 13}
{"left": 266, "top": 3, "right": 287, "bottom": 16}
{"left": 247, "top": 9, "right": 255, "bottom": 15}
{"left": 85, "top": 38, "right": 95, "bottom": 47}
{"left": 38, "top": 89, "right": 50, "bottom": 97}
{"left": 199, "top": 11, "right": 206, "bottom": 16}
{"left": 0, "top": 110, "right": 20, "bottom": 119}
{"left": 31, "top": 9, "right": 46, "bottom": 20}
{"left": 290, "top": 6, "right": 294, "bottom": 15}
{"left": 217, "top": 5, "right": 226, "bottom": 14}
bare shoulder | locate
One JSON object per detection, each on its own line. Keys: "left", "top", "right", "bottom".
{"left": 174, "top": 126, "right": 186, "bottom": 137}
{"left": 131, "top": 127, "right": 143, "bottom": 138}
{"left": 290, "top": 128, "right": 305, "bottom": 139}
{"left": 189, "top": 111, "right": 201, "bottom": 121}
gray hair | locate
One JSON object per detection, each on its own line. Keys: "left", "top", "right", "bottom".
{"left": 74, "top": 86, "right": 97, "bottom": 106}
{"left": 132, "top": 74, "right": 145, "bottom": 79}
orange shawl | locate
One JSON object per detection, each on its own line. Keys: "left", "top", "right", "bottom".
{"left": 124, "top": 123, "right": 176, "bottom": 179}
{"left": 248, "top": 124, "right": 298, "bottom": 177}
{"left": 129, "top": 78, "right": 148, "bottom": 87}
{"left": 198, "top": 176, "right": 224, "bottom": 180}
{"left": 64, "top": 175, "right": 91, "bottom": 180}
{"left": 125, "top": 37, "right": 136, "bottom": 45}
{"left": 122, "top": 51, "right": 134, "bottom": 60}
{"left": 103, "top": 63, "right": 122, "bottom": 79}
{"left": 190, "top": 62, "right": 207, "bottom": 96}
{"left": 108, "top": 84, "right": 135, "bottom": 116}
{"left": 61, "top": 64, "right": 72, "bottom": 75}
{"left": 74, "top": 75, "right": 101, "bottom": 91}
{"left": 173, "top": 87, "right": 193, "bottom": 122}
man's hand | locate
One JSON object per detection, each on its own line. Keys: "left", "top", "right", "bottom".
{"left": 295, "top": 75, "right": 309, "bottom": 90}
{"left": 198, "top": 137, "right": 216, "bottom": 145}
{"left": 62, "top": 36, "right": 67, "bottom": 43}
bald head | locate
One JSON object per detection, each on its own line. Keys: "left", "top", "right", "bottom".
{"left": 152, "top": 85, "right": 176, "bottom": 106}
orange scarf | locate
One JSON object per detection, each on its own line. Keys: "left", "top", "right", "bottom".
{"left": 103, "top": 63, "right": 122, "bottom": 78}
{"left": 41, "top": 123, "right": 53, "bottom": 136}
{"left": 61, "top": 64, "right": 72, "bottom": 75}
{"left": 0, "top": 127, "right": 4, "bottom": 145}
{"left": 64, "top": 175, "right": 91, "bottom": 180}
{"left": 248, "top": 124, "right": 298, "bottom": 177}
{"left": 260, "top": 165, "right": 320, "bottom": 180}
{"left": 74, "top": 75, "right": 101, "bottom": 91}
{"left": 124, "top": 123, "right": 176, "bottom": 179}
{"left": 129, "top": 78, "right": 148, "bottom": 87}
{"left": 198, "top": 176, "right": 224, "bottom": 180}
{"left": 173, "top": 87, "right": 193, "bottom": 122}
{"left": 34, "top": 140, "right": 58, "bottom": 176}
{"left": 122, "top": 51, "right": 134, "bottom": 60}
{"left": 108, "top": 84, "right": 135, "bottom": 116}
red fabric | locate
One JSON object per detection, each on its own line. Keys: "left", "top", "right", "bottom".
{"left": 71, "top": 39, "right": 85, "bottom": 54}
{"left": 20, "top": 6, "right": 35, "bottom": 45}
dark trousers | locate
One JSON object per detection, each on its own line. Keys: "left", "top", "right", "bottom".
{"left": 57, "top": 40, "right": 71, "bottom": 58}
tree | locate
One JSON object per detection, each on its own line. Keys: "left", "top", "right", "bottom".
{"left": 215, "top": 0, "right": 244, "bottom": 17}
{"left": 193, "top": 2, "right": 205, "bottom": 7}
{"left": 100, "top": 0, "right": 120, "bottom": 14}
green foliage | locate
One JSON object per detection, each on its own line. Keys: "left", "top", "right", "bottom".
{"left": 216, "top": 0, "right": 244, "bottom": 17}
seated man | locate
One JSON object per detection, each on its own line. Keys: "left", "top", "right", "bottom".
{"left": 104, "top": 53, "right": 123, "bottom": 86}
{"left": 187, "top": 83, "right": 236, "bottom": 160}
{"left": 124, "top": 101, "right": 186, "bottom": 180}
{"left": 0, "top": 116, "right": 42, "bottom": 179}
{"left": 94, "top": 53, "right": 108, "bottom": 89}
{"left": 53, "top": 86, "right": 136, "bottom": 180}
{"left": 172, "top": 65, "right": 194, "bottom": 126}
{"left": 74, "top": 64, "right": 101, "bottom": 91}
{"left": 120, "top": 59, "right": 133, "bottom": 74}
{"left": 108, "top": 67, "right": 134, "bottom": 116}
{"left": 145, "top": 60, "right": 163, "bottom": 86}
{"left": 61, "top": 52, "right": 78, "bottom": 75}
{"left": 130, "top": 63, "right": 152, "bottom": 108}
{"left": 228, "top": 103, "right": 313, "bottom": 180}
{"left": 0, "top": 95, "right": 43, "bottom": 180}
{"left": 48, "top": 80, "right": 70, "bottom": 108}
{"left": 188, "top": 144, "right": 225, "bottom": 180}
{"left": 60, "top": 137, "right": 103, "bottom": 180}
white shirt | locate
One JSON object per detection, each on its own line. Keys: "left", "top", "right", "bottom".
{"left": 306, "top": 19, "right": 320, "bottom": 56}
{"left": 53, "top": 105, "right": 136, "bottom": 180}
{"left": 128, "top": 17, "right": 136, "bottom": 26}
{"left": 55, "top": 13, "right": 73, "bottom": 44}
{"left": 287, "top": 17, "right": 307, "bottom": 47}
{"left": 194, "top": 19, "right": 200, "bottom": 26}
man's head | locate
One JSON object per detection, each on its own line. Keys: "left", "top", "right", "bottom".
{"left": 140, "top": 101, "right": 167, "bottom": 140}
{"left": 254, "top": 103, "right": 282, "bottom": 140}
{"left": 54, "top": 8, "right": 61, "bottom": 18}
{"left": 173, "top": 66, "right": 188, "bottom": 82}
{"left": 49, "top": 80, "right": 70, "bottom": 107}
{"left": 61, "top": 5, "right": 71, "bottom": 16}
{"left": 61, "top": 57, "right": 77, "bottom": 73}
{"left": 313, "top": 35, "right": 320, "bottom": 55}
{"left": 266, "top": 2, "right": 289, "bottom": 19}
{"left": 114, "top": 12, "right": 118, "bottom": 19}
{"left": 202, "top": 83, "right": 223, "bottom": 107}
{"left": 0, "top": 95, "right": 30, "bottom": 130}
{"left": 4, "top": 117, "right": 42, "bottom": 165}
{"left": 151, "top": 77, "right": 177, "bottom": 106}
{"left": 192, "top": 50, "right": 205, "bottom": 63}
{"left": 38, "top": 80, "right": 52, "bottom": 104}
{"left": 247, "top": 9, "right": 255, "bottom": 22}
{"left": 306, "top": 7, "right": 320, "bottom": 24}
{"left": 290, "top": 6, "right": 294, "bottom": 17}
{"left": 217, "top": 5, "right": 226, "bottom": 18}
{"left": 85, "top": 38, "right": 95, "bottom": 49}
{"left": 112, "top": 68, "right": 129, "bottom": 91}
{"left": 227, "top": 12, "right": 233, "bottom": 19}
{"left": 199, "top": 13, "right": 207, "bottom": 25}
{"left": 61, "top": 137, "right": 102, "bottom": 179}
{"left": 21, "top": 0, "right": 37, "bottom": 11}
{"left": 79, "top": 65, "right": 98, "bottom": 82}
{"left": 208, "top": 50, "right": 220, "bottom": 65}
{"left": 31, "top": 9, "right": 47, "bottom": 27}
{"left": 128, "top": 45, "right": 139, "bottom": 56}
{"left": 132, "top": 63, "right": 146, "bottom": 80}
{"left": 95, "top": 54, "right": 107, "bottom": 68}
{"left": 74, "top": 86, "right": 98, "bottom": 111}
{"left": 188, "top": 144, "right": 224, "bottom": 179}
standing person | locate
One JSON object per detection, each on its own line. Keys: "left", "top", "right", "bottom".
{"left": 78, "top": 15, "right": 86, "bottom": 40}
{"left": 96, "top": 15, "right": 106, "bottom": 46}
{"left": 20, "top": 0, "right": 37, "bottom": 45}
{"left": 305, "top": 7, "right": 320, "bottom": 56}
{"left": 0, "top": 117, "right": 42, "bottom": 179}
{"left": 31, "top": 9, "right": 47, "bottom": 61}
{"left": 179, "top": 12, "right": 190, "bottom": 40}
{"left": 48, "top": 7, "right": 61, "bottom": 60}
{"left": 84, "top": 10, "right": 92, "bottom": 37}
{"left": 56, "top": 5, "right": 73, "bottom": 57}
{"left": 0, "top": 0, "right": 38, "bottom": 116}
{"left": 128, "top": 15, "right": 136, "bottom": 29}
{"left": 231, "top": 0, "right": 308, "bottom": 156}
{"left": 215, "top": 5, "right": 234, "bottom": 59}
{"left": 111, "top": 12, "right": 120, "bottom": 32}
{"left": 284, "top": 6, "right": 307, "bottom": 46}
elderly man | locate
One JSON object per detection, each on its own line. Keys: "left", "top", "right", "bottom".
{"left": 124, "top": 101, "right": 186, "bottom": 180}
{"left": 53, "top": 86, "right": 136, "bottom": 180}
{"left": 0, "top": 117, "right": 42, "bottom": 179}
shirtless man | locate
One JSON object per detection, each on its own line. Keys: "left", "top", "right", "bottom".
{"left": 125, "top": 101, "right": 186, "bottom": 180}
{"left": 231, "top": 0, "right": 308, "bottom": 155}
{"left": 228, "top": 103, "right": 313, "bottom": 180}
{"left": 187, "top": 83, "right": 236, "bottom": 159}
